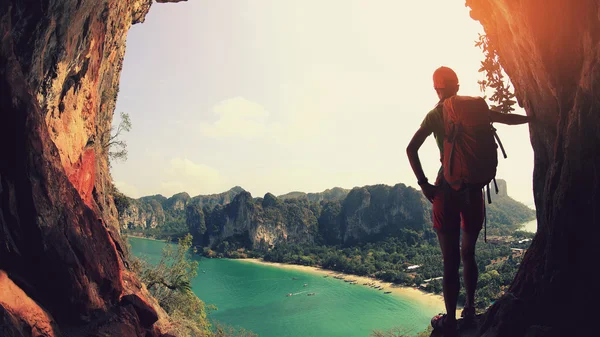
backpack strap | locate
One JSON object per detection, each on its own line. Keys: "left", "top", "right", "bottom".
{"left": 483, "top": 199, "right": 487, "bottom": 243}
{"left": 493, "top": 178, "right": 499, "bottom": 194}
{"left": 445, "top": 123, "right": 466, "bottom": 189}
{"left": 446, "top": 123, "right": 458, "bottom": 175}
{"left": 492, "top": 126, "right": 508, "bottom": 159}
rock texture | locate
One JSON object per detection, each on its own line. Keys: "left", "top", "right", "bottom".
{"left": 0, "top": 271, "right": 59, "bottom": 337}
{"left": 0, "top": 0, "right": 178, "bottom": 336}
{"left": 145, "top": 180, "right": 532, "bottom": 250}
{"left": 278, "top": 187, "right": 350, "bottom": 202}
{"left": 121, "top": 187, "right": 244, "bottom": 230}
{"left": 340, "top": 184, "right": 431, "bottom": 244}
{"left": 202, "top": 191, "right": 319, "bottom": 248}
{"left": 464, "top": 1, "right": 600, "bottom": 336}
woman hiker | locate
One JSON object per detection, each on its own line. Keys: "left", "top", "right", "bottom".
{"left": 406, "top": 66, "right": 529, "bottom": 335}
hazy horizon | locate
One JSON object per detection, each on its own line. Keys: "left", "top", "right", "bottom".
{"left": 112, "top": 1, "right": 535, "bottom": 206}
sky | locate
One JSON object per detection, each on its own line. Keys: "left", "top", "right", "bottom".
{"left": 112, "top": 0, "right": 535, "bottom": 207}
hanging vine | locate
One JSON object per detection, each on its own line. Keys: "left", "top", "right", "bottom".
{"left": 475, "top": 34, "right": 517, "bottom": 114}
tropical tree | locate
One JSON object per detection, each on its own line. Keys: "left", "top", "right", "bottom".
{"left": 133, "top": 234, "right": 212, "bottom": 336}
{"left": 476, "top": 34, "right": 517, "bottom": 114}
{"left": 103, "top": 112, "right": 132, "bottom": 163}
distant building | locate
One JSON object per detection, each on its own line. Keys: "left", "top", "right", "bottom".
{"left": 512, "top": 249, "right": 527, "bottom": 258}
{"left": 406, "top": 265, "right": 421, "bottom": 270}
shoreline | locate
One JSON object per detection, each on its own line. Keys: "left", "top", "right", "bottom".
{"left": 127, "top": 236, "right": 459, "bottom": 315}
{"left": 124, "top": 234, "right": 169, "bottom": 243}
{"left": 238, "top": 258, "right": 456, "bottom": 313}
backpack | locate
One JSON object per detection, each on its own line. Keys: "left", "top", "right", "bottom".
{"left": 441, "top": 95, "right": 508, "bottom": 242}
{"left": 442, "top": 95, "right": 503, "bottom": 191}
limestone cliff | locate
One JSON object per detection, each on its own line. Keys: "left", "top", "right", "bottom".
{"left": 121, "top": 196, "right": 168, "bottom": 229}
{"left": 464, "top": 1, "right": 599, "bottom": 336}
{"left": 174, "top": 180, "right": 532, "bottom": 250}
{"left": 278, "top": 187, "right": 350, "bottom": 202}
{"left": 0, "top": 0, "right": 182, "bottom": 336}
{"left": 120, "top": 187, "right": 245, "bottom": 229}
{"left": 201, "top": 191, "right": 319, "bottom": 249}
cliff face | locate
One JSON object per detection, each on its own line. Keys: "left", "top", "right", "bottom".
{"left": 120, "top": 188, "right": 244, "bottom": 229}
{"left": 121, "top": 198, "right": 168, "bottom": 229}
{"left": 201, "top": 184, "right": 431, "bottom": 248}
{"left": 201, "top": 192, "right": 319, "bottom": 248}
{"left": 340, "top": 184, "right": 431, "bottom": 244}
{"left": 465, "top": 1, "right": 599, "bottom": 336}
{"left": 278, "top": 187, "right": 350, "bottom": 202}
{"left": 177, "top": 180, "right": 532, "bottom": 250}
{"left": 0, "top": 0, "right": 178, "bottom": 336}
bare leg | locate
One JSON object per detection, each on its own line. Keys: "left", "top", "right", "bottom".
{"left": 437, "top": 227, "right": 460, "bottom": 324}
{"left": 461, "top": 229, "right": 481, "bottom": 311}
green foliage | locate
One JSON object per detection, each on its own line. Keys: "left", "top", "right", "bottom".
{"left": 124, "top": 221, "right": 188, "bottom": 241}
{"left": 127, "top": 181, "right": 532, "bottom": 252}
{"left": 370, "top": 326, "right": 432, "bottom": 337}
{"left": 131, "top": 234, "right": 258, "bottom": 337}
{"left": 187, "top": 204, "right": 207, "bottom": 243}
{"left": 133, "top": 234, "right": 212, "bottom": 336}
{"left": 317, "top": 201, "right": 342, "bottom": 245}
{"left": 112, "top": 186, "right": 131, "bottom": 215}
{"left": 128, "top": 182, "right": 533, "bottom": 314}
{"left": 476, "top": 34, "right": 517, "bottom": 114}
{"left": 485, "top": 197, "right": 536, "bottom": 236}
{"left": 278, "top": 187, "right": 350, "bottom": 202}
{"left": 212, "top": 322, "right": 258, "bottom": 337}
{"left": 104, "top": 112, "right": 132, "bottom": 163}
{"left": 258, "top": 232, "right": 525, "bottom": 311}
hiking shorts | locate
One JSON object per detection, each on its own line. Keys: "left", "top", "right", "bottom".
{"left": 432, "top": 179, "right": 484, "bottom": 234}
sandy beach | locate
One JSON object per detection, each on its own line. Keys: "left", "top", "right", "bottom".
{"left": 238, "top": 258, "right": 454, "bottom": 312}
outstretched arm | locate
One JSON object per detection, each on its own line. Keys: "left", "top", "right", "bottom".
{"left": 406, "top": 127, "right": 437, "bottom": 203}
{"left": 489, "top": 110, "right": 530, "bottom": 125}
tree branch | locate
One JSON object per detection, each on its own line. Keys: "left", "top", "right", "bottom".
{"left": 147, "top": 279, "right": 179, "bottom": 291}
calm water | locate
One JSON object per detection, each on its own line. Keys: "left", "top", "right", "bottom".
{"left": 129, "top": 237, "right": 442, "bottom": 337}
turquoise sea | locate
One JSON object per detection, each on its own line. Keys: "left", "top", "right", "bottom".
{"left": 129, "top": 237, "right": 443, "bottom": 337}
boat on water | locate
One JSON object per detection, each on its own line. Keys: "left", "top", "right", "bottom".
{"left": 292, "top": 277, "right": 299, "bottom": 280}
{"left": 304, "top": 283, "right": 308, "bottom": 287}
{"left": 286, "top": 293, "right": 293, "bottom": 297}
{"left": 384, "top": 291, "right": 392, "bottom": 294}
{"left": 307, "top": 292, "right": 316, "bottom": 296}
{"left": 323, "top": 276, "right": 329, "bottom": 278}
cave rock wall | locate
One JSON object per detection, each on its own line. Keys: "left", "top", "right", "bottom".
{"left": 0, "top": 0, "right": 176, "bottom": 336}
{"left": 465, "top": 1, "right": 600, "bottom": 336}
